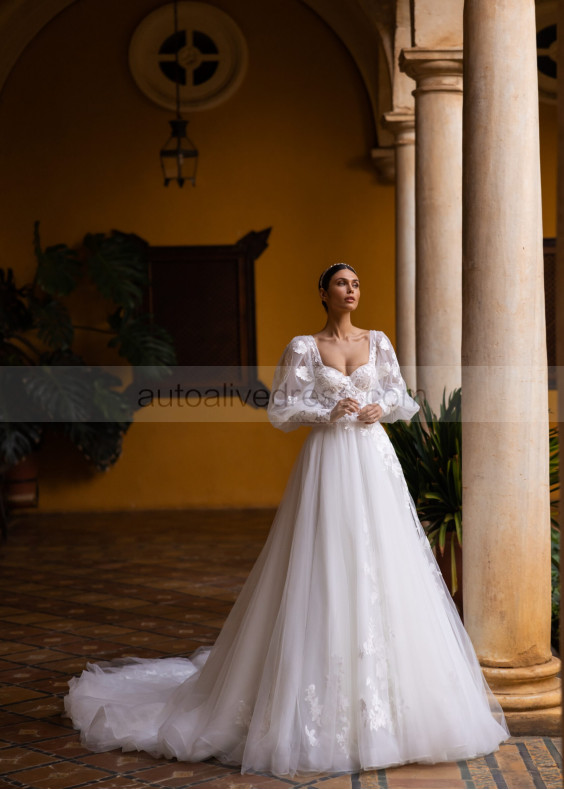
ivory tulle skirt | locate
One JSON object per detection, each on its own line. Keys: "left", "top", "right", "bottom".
{"left": 64, "top": 422, "right": 511, "bottom": 778}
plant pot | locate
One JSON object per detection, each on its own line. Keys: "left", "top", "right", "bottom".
{"left": 434, "top": 531, "right": 463, "bottom": 620}
{"left": 3, "top": 453, "right": 39, "bottom": 508}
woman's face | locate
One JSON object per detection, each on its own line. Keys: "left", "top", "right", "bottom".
{"left": 320, "top": 269, "right": 360, "bottom": 313}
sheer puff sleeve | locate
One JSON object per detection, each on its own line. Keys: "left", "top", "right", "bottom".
{"left": 267, "top": 336, "right": 333, "bottom": 432}
{"left": 374, "top": 331, "right": 420, "bottom": 423}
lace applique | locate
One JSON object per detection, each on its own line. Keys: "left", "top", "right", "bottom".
{"left": 335, "top": 720, "right": 350, "bottom": 757}
{"left": 380, "top": 360, "right": 392, "bottom": 375}
{"left": 362, "top": 558, "right": 380, "bottom": 604}
{"left": 288, "top": 409, "right": 332, "bottom": 426}
{"left": 360, "top": 676, "right": 391, "bottom": 731}
{"left": 305, "top": 683, "right": 323, "bottom": 724}
{"left": 270, "top": 330, "right": 416, "bottom": 433}
{"left": 359, "top": 617, "right": 387, "bottom": 676}
{"left": 305, "top": 724, "right": 319, "bottom": 746}
{"left": 291, "top": 338, "right": 307, "bottom": 355}
{"left": 378, "top": 335, "right": 390, "bottom": 351}
{"left": 333, "top": 656, "right": 350, "bottom": 758}
{"left": 304, "top": 656, "right": 351, "bottom": 754}
{"left": 371, "top": 426, "right": 403, "bottom": 477}
{"left": 296, "top": 365, "right": 313, "bottom": 382}
{"left": 360, "top": 617, "right": 378, "bottom": 659}
{"left": 303, "top": 684, "right": 322, "bottom": 747}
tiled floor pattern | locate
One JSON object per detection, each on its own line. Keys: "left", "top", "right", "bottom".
{"left": 0, "top": 510, "right": 561, "bottom": 790}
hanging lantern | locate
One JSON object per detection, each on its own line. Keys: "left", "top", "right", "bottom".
{"left": 159, "top": 0, "right": 199, "bottom": 186}
{"left": 160, "top": 118, "right": 198, "bottom": 186}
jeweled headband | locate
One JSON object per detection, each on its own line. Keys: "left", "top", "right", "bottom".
{"left": 318, "top": 262, "right": 357, "bottom": 291}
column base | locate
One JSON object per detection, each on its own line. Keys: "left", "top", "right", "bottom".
{"left": 482, "top": 656, "right": 562, "bottom": 736}
{"left": 504, "top": 707, "right": 562, "bottom": 736}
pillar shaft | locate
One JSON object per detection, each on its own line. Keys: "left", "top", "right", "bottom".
{"left": 462, "top": 0, "right": 560, "bottom": 733}
{"left": 383, "top": 111, "right": 416, "bottom": 393}
{"left": 400, "top": 49, "right": 463, "bottom": 411}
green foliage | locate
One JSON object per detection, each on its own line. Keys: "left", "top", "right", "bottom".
{"left": 33, "top": 221, "right": 82, "bottom": 296}
{"left": 32, "top": 297, "right": 74, "bottom": 350}
{"left": 0, "top": 223, "right": 177, "bottom": 471}
{"left": 62, "top": 420, "right": 131, "bottom": 472}
{"left": 385, "top": 387, "right": 462, "bottom": 594}
{"left": 385, "top": 390, "right": 561, "bottom": 651}
{"left": 0, "top": 423, "right": 43, "bottom": 469}
{"left": 0, "top": 269, "right": 33, "bottom": 339}
{"left": 107, "top": 313, "right": 177, "bottom": 371}
{"left": 84, "top": 231, "right": 149, "bottom": 309}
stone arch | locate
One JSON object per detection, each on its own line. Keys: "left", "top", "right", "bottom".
{"left": 0, "top": 0, "right": 393, "bottom": 143}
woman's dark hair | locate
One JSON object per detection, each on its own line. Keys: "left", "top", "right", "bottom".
{"left": 318, "top": 263, "right": 358, "bottom": 313}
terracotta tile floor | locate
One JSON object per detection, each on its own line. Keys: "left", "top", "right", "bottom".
{"left": 0, "top": 510, "right": 561, "bottom": 790}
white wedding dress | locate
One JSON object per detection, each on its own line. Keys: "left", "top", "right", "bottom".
{"left": 64, "top": 329, "right": 511, "bottom": 778}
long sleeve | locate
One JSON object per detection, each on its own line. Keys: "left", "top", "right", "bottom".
{"left": 267, "top": 337, "right": 333, "bottom": 432}
{"left": 374, "top": 332, "right": 420, "bottom": 423}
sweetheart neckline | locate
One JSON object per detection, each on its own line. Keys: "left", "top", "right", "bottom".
{"left": 309, "top": 333, "right": 373, "bottom": 379}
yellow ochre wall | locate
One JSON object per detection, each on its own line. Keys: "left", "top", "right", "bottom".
{"left": 539, "top": 102, "right": 558, "bottom": 425}
{"left": 0, "top": 1, "right": 558, "bottom": 510}
{"left": 540, "top": 102, "right": 557, "bottom": 239}
{"left": 0, "top": 0, "right": 395, "bottom": 510}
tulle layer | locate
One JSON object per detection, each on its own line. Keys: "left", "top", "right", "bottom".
{"left": 64, "top": 422, "right": 511, "bottom": 778}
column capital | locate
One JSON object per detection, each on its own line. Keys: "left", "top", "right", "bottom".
{"left": 382, "top": 110, "right": 415, "bottom": 146}
{"left": 400, "top": 48, "right": 463, "bottom": 94}
{"left": 370, "top": 147, "right": 395, "bottom": 184}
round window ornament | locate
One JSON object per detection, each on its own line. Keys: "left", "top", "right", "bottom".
{"left": 129, "top": 2, "right": 248, "bottom": 112}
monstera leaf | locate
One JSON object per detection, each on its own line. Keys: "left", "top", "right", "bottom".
{"left": 27, "top": 369, "right": 91, "bottom": 422}
{"left": 84, "top": 231, "right": 148, "bottom": 309}
{"left": 32, "top": 297, "right": 74, "bottom": 350}
{"left": 62, "top": 420, "right": 131, "bottom": 471}
{"left": 108, "top": 313, "right": 177, "bottom": 372}
{"left": 34, "top": 222, "right": 82, "bottom": 296}
{"left": 0, "top": 268, "right": 33, "bottom": 339}
{"left": 0, "top": 224, "right": 177, "bottom": 473}
{"left": 0, "top": 368, "right": 43, "bottom": 467}
{"left": 0, "top": 422, "right": 43, "bottom": 470}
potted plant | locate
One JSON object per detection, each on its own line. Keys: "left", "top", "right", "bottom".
{"left": 385, "top": 388, "right": 560, "bottom": 650}
{"left": 384, "top": 387, "right": 463, "bottom": 612}
{"left": 0, "top": 223, "right": 177, "bottom": 528}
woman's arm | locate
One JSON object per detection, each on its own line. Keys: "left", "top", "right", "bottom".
{"left": 267, "top": 337, "right": 333, "bottom": 432}
{"left": 374, "top": 332, "right": 420, "bottom": 423}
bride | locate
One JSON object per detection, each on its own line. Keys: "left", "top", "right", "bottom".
{"left": 64, "top": 262, "right": 511, "bottom": 778}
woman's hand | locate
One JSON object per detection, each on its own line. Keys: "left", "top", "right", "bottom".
{"left": 356, "top": 403, "right": 384, "bottom": 424}
{"left": 330, "top": 397, "right": 360, "bottom": 422}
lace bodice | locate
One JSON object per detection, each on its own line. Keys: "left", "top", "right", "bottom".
{"left": 267, "top": 329, "right": 420, "bottom": 433}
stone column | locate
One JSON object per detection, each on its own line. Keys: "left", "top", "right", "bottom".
{"left": 462, "top": 0, "right": 560, "bottom": 734}
{"left": 399, "top": 49, "right": 463, "bottom": 411}
{"left": 557, "top": 0, "right": 564, "bottom": 747}
{"left": 383, "top": 111, "right": 416, "bottom": 393}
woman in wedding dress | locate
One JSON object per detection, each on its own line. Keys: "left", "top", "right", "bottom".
{"left": 64, "top": 262, "right": 511, "bottom": 778}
